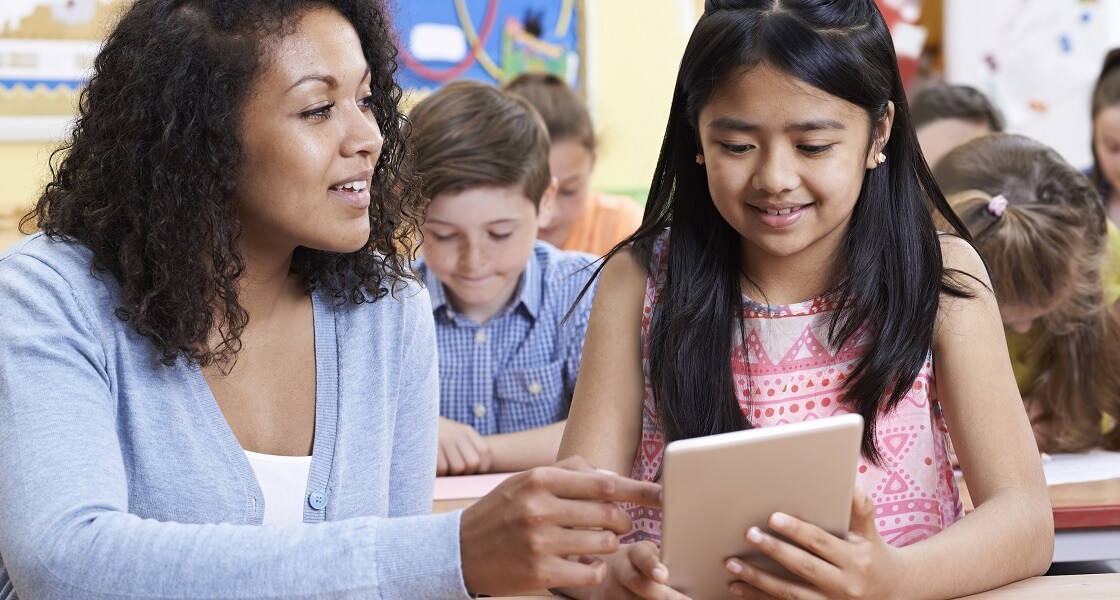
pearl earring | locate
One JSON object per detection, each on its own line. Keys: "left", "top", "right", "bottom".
{"left": 876, "top": 152, "right": 886, "bottom": 165}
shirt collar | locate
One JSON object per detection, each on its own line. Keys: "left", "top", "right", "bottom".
{"left": 423, "top": 247, "right": 542, "bottom": 322}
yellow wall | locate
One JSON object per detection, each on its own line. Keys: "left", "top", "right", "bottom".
{"left": 586, "top": 0, "right": 699, "bottom": 199}
{"left": 0, "top": 0, "right": 702, "bottom": 242}
{"left": 0, "top": 142, "right": 56, "bottom": 249}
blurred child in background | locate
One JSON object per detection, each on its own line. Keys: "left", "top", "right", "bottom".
{"left": 505, "top": 73, "right": 644, "bottom": 256}
{"left": 936, "top": 133, "right": 1120, "bottom": 452}
{"left": 1091, "top": 48, "right": 1120, "bottom": 225}
{"left": 411, "top": 81, "right": 597, "bottom": 476}
{"left": 911, "top": 83, "right": 1004, "bottom": 169}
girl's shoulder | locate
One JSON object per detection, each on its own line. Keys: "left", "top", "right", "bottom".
{"left": 934, "top": 233, "right": 997, "bottom": 348}
{"left": 937, "top": 233, "right": 990, "bottom": 291}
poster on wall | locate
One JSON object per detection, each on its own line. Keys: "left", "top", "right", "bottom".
{"left": 390, "top": 0, "right": 584, "bottom": 101}
{"left": 0, "top": 1, "right": 122, "bottom": 142}
{"left": 945, "top": 0, "right": 1114, "bottom": 167}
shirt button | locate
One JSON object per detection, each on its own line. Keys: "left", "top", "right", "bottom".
{"left": 473, "top": 404, "right": 487, "bottom": 418}
{"left": 308, "top": 491, "right": 329, "bottom": 511}
{"left": 475, "top": 330, "right": 487, "bottom": 344}
{"left": 528, "top": 381, "right": 542, "bottom": 395}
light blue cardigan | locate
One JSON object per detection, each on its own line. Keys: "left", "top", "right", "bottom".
{"left": 0, "top": 234, "right": 470, "bottom": 599}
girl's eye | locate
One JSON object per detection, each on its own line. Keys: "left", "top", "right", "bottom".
{"left": 559, "top": 188, "right": 580, "bottom": 198}
{"left": 720, "top": 143, "right": 753, "bottom": 154}
{"left": 799, "top": 144, "right": 835, "bottom": 156}
{"left": 489, "top": 232, "right": 513, "bottom": 241}
{"left": 301, "top": 103, "right": 334, "bottom": 120}
{"left": 430, "top": 232, "right": 454, "bottom": 242}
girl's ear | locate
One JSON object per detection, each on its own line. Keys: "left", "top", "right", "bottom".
{"left": 866, "top": 100, "right": 896, "bottom": 169}
{"left": 537, "top": 176, "right": 560, "bottom": 229}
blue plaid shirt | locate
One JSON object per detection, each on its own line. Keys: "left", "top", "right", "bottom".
{"left": 417, "top": 242, "right": 598, "bottom": 435}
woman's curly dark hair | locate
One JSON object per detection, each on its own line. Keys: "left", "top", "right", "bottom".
{"left": 21, "top": 0, "right": 424, "bottom": 367}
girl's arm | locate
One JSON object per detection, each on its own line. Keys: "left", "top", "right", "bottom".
{"left": 555, "top": 251, "right": 689, "bottom": 600}
{"left": 557, "top": 249, "right": 647, "bottom": 473}
{"left": 896, "top": 236, "right": 1053, "bottom": 593}
{"left": 725, "top": 237, "right": 1052, "bottom": 599}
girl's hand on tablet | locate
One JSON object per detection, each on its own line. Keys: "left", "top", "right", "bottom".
{"left": 725, "top": 488, "right": 905, "bottom": 599}
{"left": 569, "top": 541, "right": 692, "bottom": 600}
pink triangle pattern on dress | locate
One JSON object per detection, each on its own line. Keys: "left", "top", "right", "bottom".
{"left": 622, "top": 230, "right": 963, "bottom": 548}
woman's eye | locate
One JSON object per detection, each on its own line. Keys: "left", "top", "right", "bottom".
{"left": 359, "top": 94, "right": 376, "bottom": 112}
{"left": 301, "top": 103, "right": 334, "bottom": 120}
{"left": 799, "top": 144, "right": 835, "bottom": 156}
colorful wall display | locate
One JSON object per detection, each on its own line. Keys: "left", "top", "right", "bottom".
{"left": 390, "top": 0, "right": 584, "bottom": 96}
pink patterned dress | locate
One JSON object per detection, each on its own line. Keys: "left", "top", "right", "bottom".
{"left": 624, "top": 231, "right": 962, "bottom": 548}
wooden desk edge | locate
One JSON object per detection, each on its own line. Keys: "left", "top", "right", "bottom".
{"left": 497, "top": 574, "right": 1120, "bottom": 599}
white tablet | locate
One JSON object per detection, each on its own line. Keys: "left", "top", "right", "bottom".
{"left": 660, "top": 413, "right": 864, "bottom": 599}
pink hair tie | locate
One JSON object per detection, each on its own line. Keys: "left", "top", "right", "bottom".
{"left": 987, "top": 194, "right": 1009, "bottom": 217}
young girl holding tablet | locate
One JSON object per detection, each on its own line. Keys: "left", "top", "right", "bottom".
{"left": 558, "top": 1, "right": 1052, "bottom": 598}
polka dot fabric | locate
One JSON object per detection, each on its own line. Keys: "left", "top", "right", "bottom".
{"left": 622, "top": 230, "right": 963, "bottom": 547}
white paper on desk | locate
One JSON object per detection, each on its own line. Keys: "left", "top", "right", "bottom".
{"left": 1043, "top": 451, "right": 1120, "bottom": 486}
{"left": 433, "top": 472, "right": 516, "bottom": 500}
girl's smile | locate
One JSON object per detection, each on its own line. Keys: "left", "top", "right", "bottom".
{"left": 748, "top": 202, "right": 814, "bottom": 228}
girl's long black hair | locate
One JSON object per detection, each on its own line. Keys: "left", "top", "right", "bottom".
{"left": 585, "top": 0, "right": 976, "bottom": 463}
{"left": 22, "top": 0, "right": 423, "bottom": 368}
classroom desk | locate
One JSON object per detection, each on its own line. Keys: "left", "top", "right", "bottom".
{"left": 489, "top": 574, "right": 1120, "bottom": 598}
{"left": 958, "top": 476, "right": 1120, "bottom": 563}
{"left": 435, "top": 475, "right": 1120, "bottom": 596}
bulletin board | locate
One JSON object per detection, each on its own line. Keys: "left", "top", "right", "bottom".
{"left": 390, "top": 0, "right": 585, "bottom": 96}
{"left": 0, "top": 0, "right": 122, "bottom": 141}
{"left": 944, "top": 0, "right": 1120, "bottom": 168}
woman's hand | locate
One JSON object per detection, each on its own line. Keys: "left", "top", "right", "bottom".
{"left": 459, "top": 456, "right": 662, "bottom": 596}
{"left": 725, "top": 489, "right": 906, "bottom": 599}
{"left": 437, "top": 417, "right": 492, "bottom": 476}
{"left": 563, "top": 541, "right": 692, "bottom": 600}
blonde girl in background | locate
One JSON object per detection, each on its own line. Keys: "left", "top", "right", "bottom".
{"left": 504, "top": 73, "right": 644, "bottom": 256}
{"left": 556, "top": 1, "right": 1052, "bottom": 598}
{"left": 935, "top": 133, "right": 1120, "bottom": 452}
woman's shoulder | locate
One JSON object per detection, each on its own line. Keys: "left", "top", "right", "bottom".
{"left": 0, "top": 233, "right": 117, "bottom": 306}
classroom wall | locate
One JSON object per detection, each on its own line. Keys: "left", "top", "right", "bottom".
{"left": 584, "top": 0, "right": 699, "bottom": 200}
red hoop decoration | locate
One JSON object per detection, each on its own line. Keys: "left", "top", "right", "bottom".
{"left": 397, "top": 0, "right": 500, "bottom": 83}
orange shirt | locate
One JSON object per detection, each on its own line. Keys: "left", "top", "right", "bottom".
{"left": 561, "top": 191, "right": 644, "bottom": 256}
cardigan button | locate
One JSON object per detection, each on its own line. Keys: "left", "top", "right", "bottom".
{"left": 308, "top": 491, "right": 329, "bottom": 510}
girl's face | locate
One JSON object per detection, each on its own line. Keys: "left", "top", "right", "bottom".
{"left": 537, "top": 138, "right": 594, "bottom": 248}
{"left": 234, "top": 7, "right": 383, "bottom": 258}
{"left": 1093, "top": 105, "right": 1120, "bottom": 193}
{"left": 697, "top": 64, "right": 890, "bottom": 274}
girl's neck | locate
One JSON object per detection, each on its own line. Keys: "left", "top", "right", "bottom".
{"left": 738, "top": 239, "right": 844, "bottom": 306}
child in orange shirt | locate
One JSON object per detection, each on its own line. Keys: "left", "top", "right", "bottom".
{"left": 505, "top": 73, "right": 643, "bottom": 256}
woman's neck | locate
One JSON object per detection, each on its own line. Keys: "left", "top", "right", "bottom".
{"left": 234, "top": 238, "right": 304, "bottom": 326}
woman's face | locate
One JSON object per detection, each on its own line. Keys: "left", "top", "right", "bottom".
{"left": 1093, "top": 105, "right": 1120, "bottom": 194}
{"left": 234, "top": 6, "right": 383, "bottom": 257}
